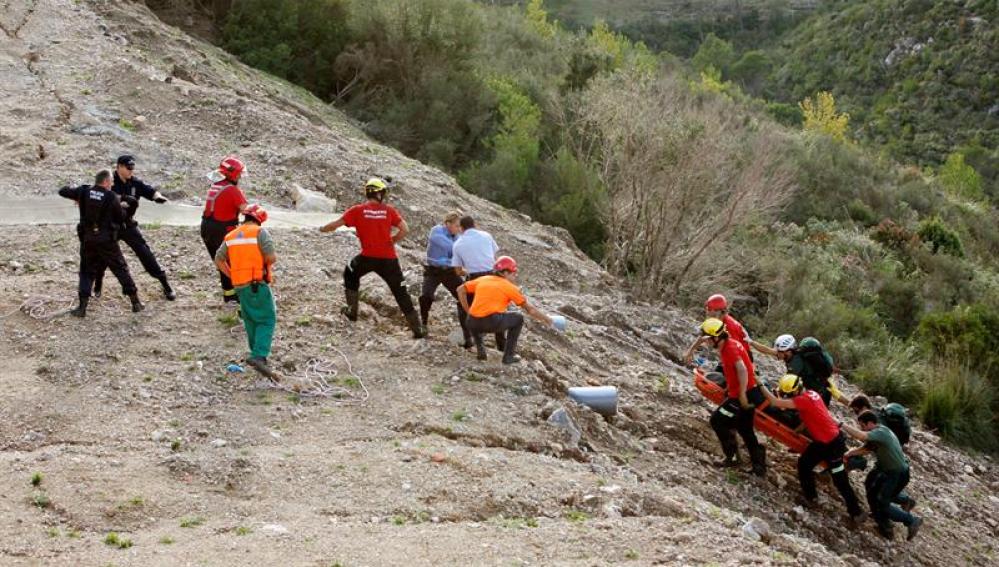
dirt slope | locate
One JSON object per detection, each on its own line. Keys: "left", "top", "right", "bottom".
{"left": 1, "top": 1, "right": 997, "bottom": 566}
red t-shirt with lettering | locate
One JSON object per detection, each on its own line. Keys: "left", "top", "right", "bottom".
{"left": 723, "top": 314, "right": 751, "bottom": 353}
{"left": 793, "top": 390, "right": 839, "bottom": 443}
{"left": 202, "top": 181, "right": 247, "bottom": 223}
{"left": 343, "top": 202, "right": 403, "bottom": 259}
{"left": 719, "top": 338, "right": 757, "bottom": 399}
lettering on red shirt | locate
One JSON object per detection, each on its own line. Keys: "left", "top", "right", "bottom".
{"left": 343, "top": 202, "right": 403, "bottom": 259}
{"left": 203, "top": 181, "right": 247, "bottom": 223}
{"left": 792, "top": 390, "right": 840, "bottom": 443}
{"left": 719, "top": 339, "right": 757, "bottom": 399}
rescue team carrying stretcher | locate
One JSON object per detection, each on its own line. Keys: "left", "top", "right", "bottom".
{"left": 686, "top": 295, "right": 923, "bottom": 542}
{"left": 60, "top": 155, "right": 922, "bottom": 542}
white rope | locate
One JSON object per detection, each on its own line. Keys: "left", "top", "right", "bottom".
{"left": 0, "top": 295, "right": 126, "bottom": 321}
{"left": 269, "top": 347, "right": 369, "bottom": 403}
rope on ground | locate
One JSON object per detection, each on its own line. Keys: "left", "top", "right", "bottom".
{"left": 270, "top": 347, "right": 369, "bottom": 404}
{"left": 0, "top": 295, "right": 75, "bottom": 320}
{"left": 0, "top": 295, "right": 126, "bottom": 321}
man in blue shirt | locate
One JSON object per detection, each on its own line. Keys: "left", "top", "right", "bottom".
{"left": 451, "top": 216, "right": 504, "bottom": 351}
{"left": 419, "top": 212, "right": 470, "bottom": 346}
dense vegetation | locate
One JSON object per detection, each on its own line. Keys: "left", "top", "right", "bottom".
{"left": 211, "top": 0, "right": 998, "bottom": 452}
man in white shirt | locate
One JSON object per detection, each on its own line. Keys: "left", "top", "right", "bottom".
{"left": 451, "top": 216, "right": 503, "bottom": 350}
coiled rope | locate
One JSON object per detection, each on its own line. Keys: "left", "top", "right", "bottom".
{"left": 269, "top": 347, "right": 369, "bottom": 403}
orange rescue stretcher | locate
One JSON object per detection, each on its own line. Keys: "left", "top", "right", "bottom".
{"left": 694, "top": 367, "right": 811, "bottom": 454}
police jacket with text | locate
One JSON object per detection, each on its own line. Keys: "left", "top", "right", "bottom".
{"left": 59, "top": 184, "right": 126, "bottom": 242}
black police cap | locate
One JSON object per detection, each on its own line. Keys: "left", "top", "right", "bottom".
{"left": 116, "top": 155, "right": 136, "bottom": 167}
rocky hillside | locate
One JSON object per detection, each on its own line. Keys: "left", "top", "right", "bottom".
{"left": 1, "top": 1, "right": 997, "bottom": 565}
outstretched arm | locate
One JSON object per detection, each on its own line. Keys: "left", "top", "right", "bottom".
{"left": 319, "top": 215, "right": 346, "bottom": 233}
{"left": 684, "top": 336, "right": 708, "bottom": 364}
{"left": 840, "top": 421, "right": 869, "bottom": 443}
{"left": 521, "top": 300, "right": 554, "bottom": 328}
{"left": 750, "top": 339, "right": 778, "bottom": 357}
{"left": 761, "top": 384, "right": 796, "bottom": 410}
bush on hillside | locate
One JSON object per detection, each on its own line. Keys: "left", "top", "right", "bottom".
{"left": 916, "top": 216, "right": 964, "bottom": 257}
{"left": 920, "top": 363, "right": 997, "bottom": 453}
{"left": 222, "top": 0, "right": 349, "bottom": 99}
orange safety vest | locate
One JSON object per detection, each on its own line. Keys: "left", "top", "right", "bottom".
{"left": 224, "top": 224, "right": 271, "bottom": 286}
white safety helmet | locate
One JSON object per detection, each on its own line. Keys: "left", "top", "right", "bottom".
{"left": 773, "top": 334, "right": 797, "bottom": 352}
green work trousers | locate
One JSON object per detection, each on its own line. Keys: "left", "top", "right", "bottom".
{"left": 237, "top": 283, "right": 276, "bottom": 359}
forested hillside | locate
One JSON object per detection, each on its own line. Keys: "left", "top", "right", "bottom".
{"left": 150, "top": 0, "right": 999, "bottom": 451}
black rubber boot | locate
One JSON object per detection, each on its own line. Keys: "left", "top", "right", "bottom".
{"left": 129, "top": 293, "right": 144, "bottom": 313}
{"left": 749, "top": 445, "right": 767, "bottom": 477}
{"left": 418, "top": 296, "right": 432, "bottom": 327}
{"left": 160, "top": 276, "right": 176, "bottom": 301}
{"left": 247, "top": 356, "right": 278, "bottom": 382}
{"left": 495, "top": 332, "right": 506, "bottom": 353}
{"left": 70, "top": 296, "right": 88, "bottom": 318}
{"left": 474, "top": 335, "right": 487, "bottom": 361}
{"left": 713, "top": 436, "right": 740, "bottom": 468}
{"left": 342, "top": 289, "right": 359, "bottom": 322}
{"left": 405, "top": 310, "right": 427, "bottom": 339}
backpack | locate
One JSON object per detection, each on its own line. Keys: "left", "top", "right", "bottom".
{"left": 878, "top": 403, "right": 912, "bottom": 445}
{"left": 796, "top": 337, "right": 834, "bottom": 380}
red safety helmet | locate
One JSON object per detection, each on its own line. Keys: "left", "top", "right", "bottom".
{"left": 705, "top": 294, "right": 728, "bottom": 311}
{"left": 493, "top": 255, "right": 518, "bottom": 274}
{"left": 218, "top": 156, "right": 245, "bottom": 182}
{"left": 244, "top": 203, "right": 268, "bottom": 224}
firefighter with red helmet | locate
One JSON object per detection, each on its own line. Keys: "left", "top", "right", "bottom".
{"left": 684, "top": 293, "right": 769, "bottom": 365}
{"left": 214, "top": 204, "right": 278, "bottom": 380}
{"left": 201, "top": 156, "right": 248, "bottom": 303}
{"left": 456, "top": 255, "right": 555, "bottom": 364}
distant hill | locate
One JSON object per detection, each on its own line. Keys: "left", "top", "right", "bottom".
{"left": 769, "top": 0, "right": 998, "bottom": 166}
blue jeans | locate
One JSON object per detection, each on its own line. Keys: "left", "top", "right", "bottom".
{"left": 866, "top": 467, "right": 915, "bottom": 528}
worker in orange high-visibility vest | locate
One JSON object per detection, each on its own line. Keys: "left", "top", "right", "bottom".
{"left": 214, "top": 204, "right": 278, "bottom": 380}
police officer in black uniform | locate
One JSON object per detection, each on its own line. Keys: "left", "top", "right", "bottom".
{"left": 59, "top": 169, "right": 144, "bottom": 317}
{"left": 92, "top": 155, "right": 175, "bottom": 300}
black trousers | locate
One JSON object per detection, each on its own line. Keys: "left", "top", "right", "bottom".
{"left": 95, "top": 224, "right": 166, "bottom": 289}
{"left": 799, "top": 433, "right": 862, "bottom": 516}
{"left": 343, "top": 255, "right": 416, "bottom": 315}
{"left": 463, "top": 271, "right": 505, "bottom": 350}
{"left": 466, "top": 312, "right": 523, "bottom": 359}
{"left": 710, "top": 386, "right": 765, "bottom": 461}
{"left": 79, "top": 236, "right": 136, "bottom": 297}
{"left": 419, "top": 265, "right": 470, "bottom": 341}
{"left": 201, "top": 217, "right": 237, "bottom": 292}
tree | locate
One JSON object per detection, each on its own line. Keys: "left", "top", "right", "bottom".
{"left": 691, "top": 33, "right": 735, "bottom": 77}
{"left": 561, "top": 72, "right": 795, "bottom": 300}
{"left": 938, "top": 152, "right": 984, "bottom": 200}
{"left": 799, "top": 91, "right": 850, "bottom": 142}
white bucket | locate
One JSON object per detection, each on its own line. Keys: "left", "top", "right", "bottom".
{"left": 568, "top": 386, "right": 618, "bottom": 416}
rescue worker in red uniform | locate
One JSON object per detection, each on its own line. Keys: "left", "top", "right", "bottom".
{"left": 685, "top": 294, "right": 768, "bottom": 365}
{"left": 762, "top": 374, "right": 865, "bottom": 527}
{"left": 201, "top": 156, "right": 248, "bottom": 303}
{"left": 319, "top": 177, "right": 425, "bottom": 339}
{"left": 214, "top": 204, "right": 278, "bottom": 380}
{"left": 701, "top": 317, "right": 767, "bottom": 476}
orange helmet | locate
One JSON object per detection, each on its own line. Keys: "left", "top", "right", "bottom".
{"left": 705, "top": 294, "right": 727, "bottom": 311}
{"left": 219, "top": 156, "right": 245, "bottom": 182}
{"left": 243, "top": 203, "right": 268, "bottom": 224}
{"left": 493, "top": 255, "right": 518, "bottom": 273}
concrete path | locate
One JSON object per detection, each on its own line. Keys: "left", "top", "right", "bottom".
{"left": 1, "top": 197, "right": 337, "bottom": 230}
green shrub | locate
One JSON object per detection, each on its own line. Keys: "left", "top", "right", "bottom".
{"left": 917, "top": 216, "right": 964, "bottom": 257}
{"left": 917, "top": 304, "right": 999, "bottom": 373}
{"left": 919, "top": 364, "right": 996, "bottom": 452}
{"left": 222, "top": 0, "right": 350, "bottom": 99}
{"left": 848, "top": 337, "right": 926, "bottom": 406}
